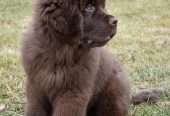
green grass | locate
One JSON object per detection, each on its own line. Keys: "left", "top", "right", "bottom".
{"left": 0, "top": 0, "right": 170, "bottom": 115}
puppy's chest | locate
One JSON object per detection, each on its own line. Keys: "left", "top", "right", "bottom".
{"left": 34, "top": 53, "right": 95, "bottom": 91}
{"left": 34, "top": 56, "right": 73, "bottom": 88}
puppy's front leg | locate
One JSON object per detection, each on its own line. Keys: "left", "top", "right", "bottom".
{"left": 25, "top": 81, "right": 51, "bottom": 116}
{"left": 52, "top": 93, "right": 89, "bottom": 116}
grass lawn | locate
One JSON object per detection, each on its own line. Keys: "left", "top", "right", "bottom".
{"left": 0, "top": 0, "right": 170, "bottom": 115}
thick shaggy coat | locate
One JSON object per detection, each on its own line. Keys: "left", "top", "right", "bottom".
{"left": 21, "top": 0, "right": 131, "bottom": 116}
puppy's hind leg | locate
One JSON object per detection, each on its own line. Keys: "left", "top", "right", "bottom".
{"left": 89, "top": 73, "right": 130, "bottom": 116}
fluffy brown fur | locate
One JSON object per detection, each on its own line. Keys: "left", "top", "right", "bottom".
{"left": 21, "top": 0, "right": 131, "bottom": 116}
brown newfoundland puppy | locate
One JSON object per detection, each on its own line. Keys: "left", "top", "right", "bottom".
{"left": 21, "top": 0, "right": 131, "bottom": 116}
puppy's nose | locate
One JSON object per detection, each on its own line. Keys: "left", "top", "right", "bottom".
{"left": 108, "top": 16, "right": 118, "bottom": 26}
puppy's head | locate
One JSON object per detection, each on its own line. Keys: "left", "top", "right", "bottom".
{"left": 34, "top": 0, "right": 117, "bottom": 47}
{"left": 81, "top": 0, "right": 117, "bottom": 47}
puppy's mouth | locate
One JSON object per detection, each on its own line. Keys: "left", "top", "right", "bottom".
{"left": 80, "top": 36, "right": 112, "bottom": 48}
{"left": 80, "top": 28, "right": 117, "bottom": 48}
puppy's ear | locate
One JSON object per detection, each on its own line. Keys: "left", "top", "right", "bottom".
{"left": 34, "top": 0, "right": 83, "bottom": 38}
{"left": 50, "top": 5, "right": 83, "bottom": 37}
{"left": 33, "top": 0, "right": 69, "bottom": 32}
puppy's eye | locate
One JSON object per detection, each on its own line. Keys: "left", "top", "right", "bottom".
{"left": 84, "top": 4, "right": 95, "bottom": 14}
{"left": 87, "top": 0, "right": 96, "bottom": 6}
{"left": 79, "top": 0, "right": 96, "bottom": 12}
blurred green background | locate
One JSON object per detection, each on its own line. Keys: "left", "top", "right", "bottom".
{"left": 0, "top": 0, "right": 170, "bottom": 115}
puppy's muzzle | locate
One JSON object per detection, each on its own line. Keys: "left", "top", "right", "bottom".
{"left": 108, "top": 16, "right": 118, "bottom": 38}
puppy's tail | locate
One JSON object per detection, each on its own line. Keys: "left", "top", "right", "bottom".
{"left": 131, "top": 88, "right": 166, "bottom": 105}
